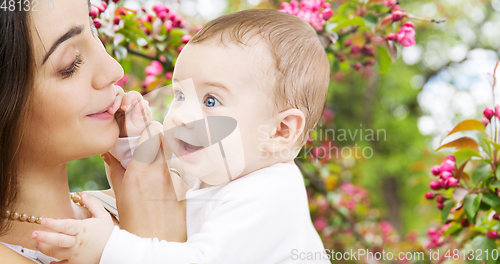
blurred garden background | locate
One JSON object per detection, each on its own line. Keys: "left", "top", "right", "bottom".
{"left": 70, "top": 0, "right": 500, "bottom": 262}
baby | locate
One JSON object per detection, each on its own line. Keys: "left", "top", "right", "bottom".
{"left": 33, "top": 9, "right": 331, "bottom": 264}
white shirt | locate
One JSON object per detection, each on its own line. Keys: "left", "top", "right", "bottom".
{"left": 108, "top": 136, "right": 141, "bottom": 169}
{"left": 99, "top": 162, "right": 328, "bottom": 264}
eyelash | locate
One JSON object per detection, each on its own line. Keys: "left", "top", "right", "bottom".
{"left": 173, "top": 90, "right": 222, "bottom": 106}
{"left": 59, "top": 54, "right": 83, "bottom": 79}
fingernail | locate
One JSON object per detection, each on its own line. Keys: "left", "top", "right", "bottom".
{"left": 32, "top": 232, "right": 38, "bottom": 239}
{"left": 35, "top": 242, "right": 39, "bottom": 248}
{"left": 41, "top": 219, "right": 47, "bottom": 226}
{"left": 101, "top": 153, "right": 110, "bottom": 165}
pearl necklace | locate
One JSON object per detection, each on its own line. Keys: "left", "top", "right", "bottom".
{"left": 1, "top": 192, "right": 85, "bottom": 225}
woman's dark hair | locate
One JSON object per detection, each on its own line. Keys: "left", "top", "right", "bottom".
{"left": 0, "top": 9, "right": 36, "bottom": 235}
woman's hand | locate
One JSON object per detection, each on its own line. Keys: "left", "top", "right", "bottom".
{"left": 101, "top": 121, "right": 187, "bottom": 242}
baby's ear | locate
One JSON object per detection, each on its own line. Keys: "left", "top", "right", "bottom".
{"left": 266, "top": 108, "right": 305, "bottom": 153}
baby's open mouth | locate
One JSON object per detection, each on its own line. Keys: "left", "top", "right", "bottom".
{"left": 177, "top": 138, "right": 203, "bottom": 156}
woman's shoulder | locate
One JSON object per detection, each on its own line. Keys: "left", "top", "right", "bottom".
{"left": 0, "top": 243, "right": 37, "bottom": 264}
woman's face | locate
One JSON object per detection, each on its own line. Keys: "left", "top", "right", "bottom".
{"left": 23, "top": 0, "right": 124, "bottom": 164}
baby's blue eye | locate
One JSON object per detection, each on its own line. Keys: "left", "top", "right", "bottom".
{"left": 176, "top": 92, "right": 185, "bottom": 101}
{"left": 204, "top": 96, "right": 221, "bottom": 107}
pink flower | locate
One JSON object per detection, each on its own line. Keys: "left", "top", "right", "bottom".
{"left": 488, "top": 230, "right": 498, "bottom": 239}
{"left": 484, "top": 107, "right": 495, "bottom": 119}
{"left": 444, "top": 177, "right": 458, "bottom": 188}
{"left": 429, "top": 180, "right": 441, "bottom": 190}
{"left": 425, "top": 192, "right": 436, "bottom": 200}
{"left": 164, "top": 20, "right": 173, "bottom": 32}
{"left": 145, "top": 61, "right": 163, "bottom": 76}
{"left": 313, "top": 217, "right": 327, "bottom": 231}
{"left": 444, "top": 155, "right": 456, "bottom": 162}
{"left": 93, "top": 18, "right": 102, "bottom": 29}
{"left": 382, "top": 0, "right": 396, "bottom": 8}
{"left": 114, "top": 74, "right": 129, "bottom": 87}
{"left": 152, "top": 3, "right": 169, "bottom": 14}
{"left": 440, "top": 159, "right": 455, "bottom": 172}
{"left": 143, "top": 75, "right": 157, "bottom": 88}
{"left": 496, "top": 105, "right": 500, "bottom": 119}
{"left": 322, "top": 108, "right": 334, "bottom": 121}
{"left": 181, "top": 35, "right": 192, "bottom": 44}
{"left": 391, "top": 10, "right": 404, "bottom": 22}
{"left": 439, "top": 171, "right": 452, "bottom": 180}
{"left": 396, "top": 25, "right": 416, "bottom": 47}
{"left": 89, "top": 7, "right": 99, "bottom": 19}
{"left": 165, "top": 72, "right": 172, "bottom": 80}
{"left": 431, "top": 165, "right": 441, "bottom": 176}
{"left": 321, "top": 8, "right": 333, "bottom": 21}
{"left": 386, "top": 33, "right": 397, "bottom": 41}
{"left": 482, "top": 117, "right": 490, "bottom": 126}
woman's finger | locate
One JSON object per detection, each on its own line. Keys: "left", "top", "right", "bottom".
{"left": 33, "top": 230, "right": 76, "bottom": 248}
{"left": 35, "top": 241, "right": 69, "bottom": 261}
{"left": 102, "top": 152, "right": 125, "bottom": 200}
{"left": 39, "top": 218, "right": 80, "bottom": 236}
{"left": 80, "top": 193, "right": 109, "bottom": 219}
{"left": 109, "top": 85, "right": 125, "bottom": 115}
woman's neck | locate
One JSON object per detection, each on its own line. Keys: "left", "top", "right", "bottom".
{"left": 0, "top": 162, "right": 89, "bottom": 251}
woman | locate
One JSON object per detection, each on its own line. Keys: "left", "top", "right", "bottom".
{"left": 0, "top": 0, "right": 186, "bottom": 263}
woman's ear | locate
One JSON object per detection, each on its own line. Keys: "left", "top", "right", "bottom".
{"left": 266, "top": 108, "right": 305, "bottom": 152}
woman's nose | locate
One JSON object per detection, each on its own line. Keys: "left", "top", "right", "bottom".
{"left": 91, "top": 39, "right": 124, "bottom": 90}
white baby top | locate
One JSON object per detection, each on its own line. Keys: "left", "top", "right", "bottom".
{"left": 100, "top": 162, "right": 329, "bottom": 264}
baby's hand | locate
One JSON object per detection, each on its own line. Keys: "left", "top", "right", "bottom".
{"left": 32, "top": 193, "right": 114, "bottom": 264}
{"left": 114, "top": 89, "right": 152, "bottom": 138}
{"left": 122, "top": 99, "right": 152, "bottom": 137}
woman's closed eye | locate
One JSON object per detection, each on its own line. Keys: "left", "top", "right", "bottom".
{"left": 59, "top": 54, "right": 83, "bottom": 79}
{"left": 204, "top": 95, "right": 221, "bottom": 107}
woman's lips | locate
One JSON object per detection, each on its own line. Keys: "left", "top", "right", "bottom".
{"left": 86, "top": 111, "right": 114, "bottom": 121}
{"left": 86, "top": 102, "right": 115, "bottom": 121}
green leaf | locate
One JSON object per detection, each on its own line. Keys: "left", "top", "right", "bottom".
{"left": 333, "top": 17, "right": 365, "bottom": 30}
{"left": 490, "top": 181, "right": 500, "bottom": 188}
{"left": 363, "top": 14, "right": 378, "bottom": 30}
{"left": 482, "top": 192, "right": 500, "bottom": 208}
{"left": 472, "top": 164, "right": 491, "bottom": 185}
{"left": 453, "top": 148, "right": 482, "bottom": 161}
{"left": 464, "top": 193, "right": 482, "bottom": 224}
{"left": 469, "top": 235, "right": 498, "bottom": 264}
{"left": 442, "top": 200, "right": 455, "bottom": 224}
{"left": 376, "top": 45, "right": 391, "bottom": 74}
{"left": 443, "top": 223, "right": 462, "bottom": 236}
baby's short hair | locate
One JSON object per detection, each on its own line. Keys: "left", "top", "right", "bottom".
{"left": 190, "top": 9, "right": 330, "bottom": 147}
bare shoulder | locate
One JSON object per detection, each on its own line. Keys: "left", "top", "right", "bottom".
{"left": 0, "top": 243, "right": 37, "bottom": 264}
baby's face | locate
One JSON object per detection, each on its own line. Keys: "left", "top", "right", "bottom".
{"left": 163, "top": 39, "right": 277, "bottom": 184}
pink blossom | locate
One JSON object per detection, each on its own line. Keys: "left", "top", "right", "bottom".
{"left": 93, "top": 18, "right": 102, "bottom": 29}
{"left": 321, "top": 8, "right": 333, "bottom": 21}
{"left": 439, "top": 171, "right": 452, "bottom": 180}
{"left": 382, "top": 0, "right": 396, "bottom": 8}
{"left": 181, "top": 35, "right": 192, "bottom": 44}
{"left": 164, "top": 20, "right": 173, "bottom": 32}
{"left": 313, "top": 217, "right": 328, "bottom": 231}
{"left": 322, "top": 108, "right": 334, "bottom": 121}
{"left": 496, "top": 105, "right": 500, "bottom": 119}
{"left": 429, "top": 180, "right": 441, "bottom": 190}
{"left": 396, "top": 25, "right": 416, "bottom": 47}
{"left": 391, "top": 10, "right": 404, "bottom": 22}
{"left": 145, "top": 61, "right": 163, "bottom": 76}
{"left": 431, "top": 165, "right": 441, "bottom": 176}
{"left": 165, "top": 72, "right": 172, "bottom": 80}
{"left": 386, "top": 33, "right": 397, "bottom": 41}
{"left": 488, "top": 230, "right": 498, "bottom": 239}
{"left": 152, "top": 3, "right": 169, "bottom": 14}
{"left": 425, "top": 192, "right": 436, "bottom": 199}
{"left": 444, "top": 177, "right": 458, "bottom": 188}
{"left": 440, "top": 159, "right": 455, "bottom": 172}
{"left": 484, "top": 107, "right": 495, "bottom": 119}
{"left": 143, "top": 75, "right": 156, "bottom": 88}
{"left": 482, "top": 117, "right": 490, "bottom": 126}
{"left": 114, "top": 74, "right": 129, "bottom": 87}
{"left": 89, "top": 7, "right": 99, "bottom": 19}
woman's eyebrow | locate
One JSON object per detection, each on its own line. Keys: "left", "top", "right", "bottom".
{"left": 42, "top": 25, "right": 84, "bottom": 65}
